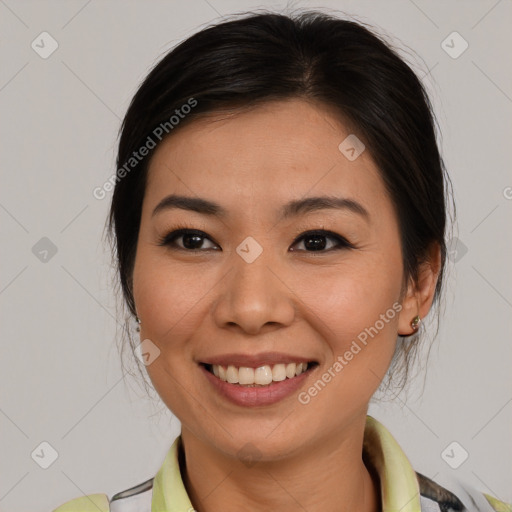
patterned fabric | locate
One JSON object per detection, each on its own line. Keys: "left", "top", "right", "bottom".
{"left": 52, "top": 416, "right": 511, "bottom": 512}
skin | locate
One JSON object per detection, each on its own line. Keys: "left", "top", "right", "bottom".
{"left": 132, "top": 98, "right": 441, "bottom": 512}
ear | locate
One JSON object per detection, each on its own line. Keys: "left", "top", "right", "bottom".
{"left": 397, "top": 242, "right": 442, "bottom": 336}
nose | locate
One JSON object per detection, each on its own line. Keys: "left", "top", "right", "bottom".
{"left": 212, "top": 248, "right": 296, "bottom": 336}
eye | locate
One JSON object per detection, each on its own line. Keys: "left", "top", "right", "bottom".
{"left": 157, "top": 227, "right": 354, "bottom": 253}
{"left": 157, "top": 229, "right": 220, "bottom": 251}
{"left": 289, "top": 230, "right": 353, "bottom": 252}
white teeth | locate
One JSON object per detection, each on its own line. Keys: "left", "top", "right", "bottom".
{"left": 210, "top": 362, "right": 311, "bottom": 386}
{"left": 272, "top": 364, "right": 286, "bottom": 382}
{"left": 285, "top": 363, "right": 296, "bottom": 379}
{"left": 254, "top": 365, "right": 273, "bottom": 385}
{"left": 238, "top": 367, "right": 254, "bottom": 385}
{"left": 226, "top": 365, "right": 239, "bottom": 384}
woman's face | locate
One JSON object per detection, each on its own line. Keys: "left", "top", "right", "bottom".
{"left": 133, "top": 98, "right": 413, "bottom": 460}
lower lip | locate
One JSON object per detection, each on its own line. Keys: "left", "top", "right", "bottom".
{"left": 200, "top": 365, "right": 312, "bottom": 407}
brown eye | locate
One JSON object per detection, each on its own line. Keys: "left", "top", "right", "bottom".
{"left": 158, "top": 229, "right": 219, "bottom": 251}
{"left": 157, "top": 228, "right": 353, "bottom": 253}
{"left": 290, "top": 230, "right": 353, "bottom": 252}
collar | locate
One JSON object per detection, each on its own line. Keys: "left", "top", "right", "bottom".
{"left": 151, "top": 415, "right": 421, "bottom": 512}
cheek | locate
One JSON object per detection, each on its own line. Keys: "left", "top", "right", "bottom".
{"left": 298, "top": 258, "right": 402, "bottom": 396}
{"left": 303, "top": 256, "right": 402, "bottom": 339}
{"left": 132, "top": 249, "right": 211, "bottom": 420}
{"left": 132, "top": 247, "right": 212, "bottom": 343}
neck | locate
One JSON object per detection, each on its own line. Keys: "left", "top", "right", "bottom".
{"left": 180, "top": 416, "right": 380, "bottom": 512}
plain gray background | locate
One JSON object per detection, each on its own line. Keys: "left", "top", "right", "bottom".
{"left": 1, "top": 1, "right": 511, "bottom": 510}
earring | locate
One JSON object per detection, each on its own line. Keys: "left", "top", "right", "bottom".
{"left": 411, "top": 315, "right": 421, "bottom": 331}
{"left": 400, "top": 315, "right": 421, "bottom": 337}
{"left": 135, "top": 316, "right": 141, "bottom": 332}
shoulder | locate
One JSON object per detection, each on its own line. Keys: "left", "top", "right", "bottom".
{"left": 416, "top": 472, "right": 512, "bottom": 512}
{"left": 52, "top": 470, "right": 512, "bottom": 512}
{"left": 52, "top": 478, "right": 154, "bottom": 512}
{"left": 52, "top": 493, "right": 110, "bottom": 512}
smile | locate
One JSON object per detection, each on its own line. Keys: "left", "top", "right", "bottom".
{"left": 200, "top": 358, "right": 318, "bottom": 407}
{"left": 205, "top": 362, "right": 311, "bottom": 387}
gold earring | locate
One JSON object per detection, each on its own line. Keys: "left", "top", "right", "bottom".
{"left": 410, "top": 315, "right": 421, "bottom": 331}
{"left": 400, "top": 315, "right": 421, "bottom": 337}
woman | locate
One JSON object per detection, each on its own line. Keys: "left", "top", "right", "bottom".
{"left": 53, "top": 10, "right": 509, "bottom": 512}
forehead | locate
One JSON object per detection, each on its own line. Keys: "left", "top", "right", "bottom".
{"left": 144, "top": 99, "right": 390, "bottom": 221}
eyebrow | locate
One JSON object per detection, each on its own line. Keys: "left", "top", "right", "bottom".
{"left": 152, "top": 194, "right": 370, "bottom": 222}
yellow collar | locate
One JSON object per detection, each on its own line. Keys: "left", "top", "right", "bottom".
{"left": 151, "top": 415, "right": 422, "bottom": 512}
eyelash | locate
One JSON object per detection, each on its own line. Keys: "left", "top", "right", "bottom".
{"left": 156, "top": 223, "right": 355, "bottom": 253}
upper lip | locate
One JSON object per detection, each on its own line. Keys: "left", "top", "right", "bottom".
{"left": 201, "top": 352, "right": 316, "bottom": 368}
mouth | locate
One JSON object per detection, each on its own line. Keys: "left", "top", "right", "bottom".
{"left": 202, "top": 361, "right": 318, "bottom": 387}
{"left": 199, "top": 358, "right": 318, "bottom": 407}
